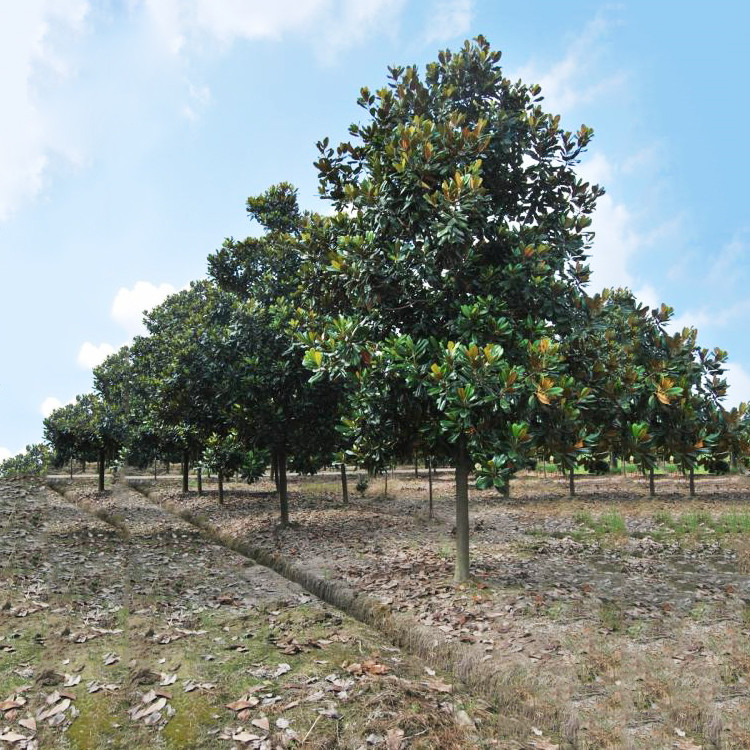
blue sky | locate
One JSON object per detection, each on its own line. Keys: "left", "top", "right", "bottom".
{"left": 1, "top": 0, "right": 749, "bottom": 459}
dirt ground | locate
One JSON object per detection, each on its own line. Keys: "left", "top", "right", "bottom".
{"left": 0, "top": 478, "right": 507, "bottom": 749}
{"left": 138, "top": 469, "right": 750, "bottom": 750}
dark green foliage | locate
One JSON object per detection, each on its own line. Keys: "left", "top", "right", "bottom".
{"left": 0, "top": 444, "right": 51, "bottom": 479}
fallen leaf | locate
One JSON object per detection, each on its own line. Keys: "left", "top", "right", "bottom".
{"left": 0, "top": 730, "right": 29, "bottom": 743}
{"left": 386, "top": 727, "right": 404, "bottom": 749}
{"left": 252, "top": 717, "right": 270, "bottom": 732}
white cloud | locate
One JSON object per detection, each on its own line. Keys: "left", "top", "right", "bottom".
{"left": 0, "top": 447, "right": 13, "bottom": 462}
{"left": 141, "top": 0, "right": 406, "bottom": 63}
{"left": 111, "top": 280, "right": 176, "bottom": 338}
{"left": 514, "top": 15, "right": 627, "bottom": 116}
{"left": 40, "top": 396, "right": 63, "bottom": 417}
{"left": 577, "top": 152, "right": 614, "bottom": 188}
{"left": 586, "top": 192, "right": 640, "bottom": 292}
{"left": 77, "top": 341, "right": 116, "bottom": 369}
{"left": 0, "top": 1, "right": 89, "bottom": 221}
{"left": 579, "top": 150, "right": 682, "bottom": 309}
{"left": 182, "top": 80, "right": 211, "bottom": 121}
{"left": 707, "top": 233, "right": 748, "bottom": 289}
{"left": 671, "top": 297, "right": 750, "bottom": 336}
{"left": 423, "top": 0, "right": 473, "bottom": 44}
{"left": 724, "top": 362, "right": 750, "bottom": 409}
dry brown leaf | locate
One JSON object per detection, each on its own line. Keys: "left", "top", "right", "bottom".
{"left": 0, "top": 699, "right": 25, "bottom": 711}
{"left": 252, "top": 717, "right": 270, "bottom": 732}
{"left": 386, "top": 727, "right": 404, "bottom": 749}
{"left": 425, "top": 678, "right": 453, "bottom": 693}
{"left": 38, "top": 698, "right": 71, "bottom": 722}
{"left": 232, "top": 730, "right": 261, "bottom": 743}
{"left": 226, "top": 697, "right": 260, "bottom": 711}
{"left": 19, "top": 717, "right": 36, "bottom": 732}
{"left": 0, "top": 730, "right": 28, "bottom": 744}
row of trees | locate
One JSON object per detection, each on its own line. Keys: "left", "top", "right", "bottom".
{"left": 37, "top": 37, "right": 748, "bottom": 581}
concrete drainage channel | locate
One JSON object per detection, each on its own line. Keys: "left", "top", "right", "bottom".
{"left": 124, "top": 481, "right": 523, "bottom": 710}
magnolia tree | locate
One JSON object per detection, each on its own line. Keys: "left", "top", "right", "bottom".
{"left": 43, "top": 393, "right": 122, "bottom": 491}
{"left": 301, "top": 37, "right": 603, "bottom": 581}
{"left": 208, "top": 184, "right": 343, "bottom": 525}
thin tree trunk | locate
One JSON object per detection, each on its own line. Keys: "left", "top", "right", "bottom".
{"left": 569, "top": 466, "right": 575, "bottom": 497}
{"left": 340, "top": 462, "right": 349, "bottom": 504}
{"left": 454, "top": 435, "right": 471, "bottom": 583}
{"left": 278, "top": 446, "right": 289, "bottom": 526}
{"left": 649, "top": 465, "right": 655, "bottom": 497}
{"left": 384, "top": 471, "right": 388, "bottom": 497}
{"left": 154, "top": 454, "right": 157, "bottom": 481}
{"left": 165, "top": 461, "right": 170, "bottom": 474}
{"left": 689, "top": 466, "right": 695, "bottom": 497}
{"left": 70, "top": 457, "right": 74, "bottom": 479}
{"left": 271, "top": 452, "right": 278, "bottom": 488}
{"left": 428, "top": 458, "right": 434, "bottom": 520}
{"left": 98, "top": 449, "right": 105, "bottom": 492}
{"left": 218, "top": 471, "right": 224, "bottom": 505}
{"left": 197, "top": 466, "right": 203, "bottom": 495}
{"left": 414, "top": 451, "right": 419, "bottom": 478}
{"left": 542, "top": 457, "right": 547, "bottom": 478}
{"left": 182, "top": 449, "right": 189, "bottom": 494}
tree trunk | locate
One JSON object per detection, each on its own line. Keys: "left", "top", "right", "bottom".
{"left": 197, "top": 466, "right": 203, "bottom": 495}
{"left": 70, "top": 457, "right": 74, "bottom": 479}
{"left": 428, "top": 458, "right": 434, "bottom": 520}
{"left": 278, "top": 446, "right": 289, "bottom": 526}
{"left": 98, "top": 449, "right": 105, "bottom": 492}
{"left": 271, "top": 452, "right": 278, "bottom": 488}
{"left": 649, "top": 465, "right": 655, "bottom": 497}
{"left": 501, "top": 480, "right": 510, "bottom": 498}
{"left": 182, "top": 450, "right": 189, "bottom": 494}
{"left": 689, "top": 466, "right": 695, "bottom": 497}
{"left": 414, "top": 452, "right": 419, "bottom": 478}
{"left": 542, "top": 457, "right": 547, "bottom": 478}
{"left": 384, "top": 471, "right": 388, "bottom": 497}
{"left": 454, "top": 435, "right": 471, "bottom": 583}
{"left": 165, "top": 461, "right": 170, "bottom": 474}
{"left": 154, "top": 454, "right": 158, "bottom": 481}
{"left": 218, "top": 471, "right": 224, "bottom": 505}
{"left": 340, "top": 462, "right": 349, "bottom": 504}
{"left": 569, "top": 466, "right": 575, "bottom": 497}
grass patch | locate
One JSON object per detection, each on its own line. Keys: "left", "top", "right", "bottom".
{"left": 573, "top": 510, "right": 627, "bottom": 536}
{"left": 654, "top": 509, "right": 750, "bottom": 538}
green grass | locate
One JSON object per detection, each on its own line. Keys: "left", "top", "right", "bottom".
{"left": 654, "top": 510, "right": 750, "bottom": 538}
{"left": 573, "top": 510, "right": 627, "bottom": 536}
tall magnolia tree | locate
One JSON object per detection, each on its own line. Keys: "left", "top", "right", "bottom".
{"left": 208, "top": 183, "right": 343, "bottom": 525}
{"left": 302, "top": 37, "right": 603, "bottom": 581}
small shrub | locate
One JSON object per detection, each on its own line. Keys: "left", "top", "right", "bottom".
{"left": 355, "top": 475, "right": 369, "bottom": 496}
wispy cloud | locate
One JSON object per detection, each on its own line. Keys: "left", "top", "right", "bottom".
{"left": 0, "top": 447, "right": 13, "bottom": 462}
{"left": 423, "top": 0, "right": 473, "bottom": 45}
{"left": 0, "top": 1, "right": 89, "bottom": 221}
{"left": 514, "top": 15, "right": 627, "bottom": 115}
{"left": 141, "top": 0, "right": 406, "bottom": 62}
